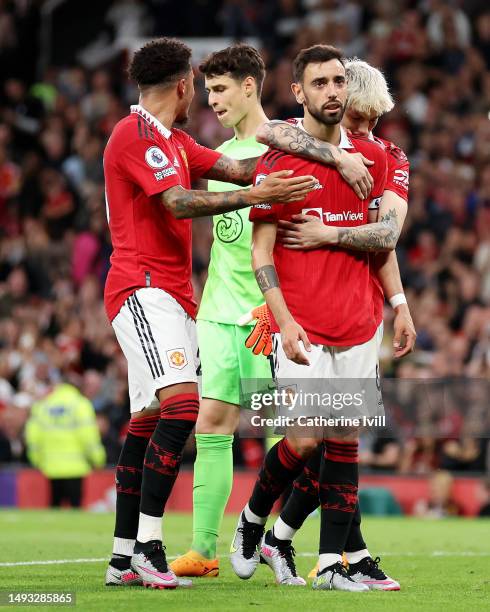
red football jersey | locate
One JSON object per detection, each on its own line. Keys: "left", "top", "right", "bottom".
{"left": 370, "top": 136, "right": 410, "bottom": 325}
{"left": 103, "top": 105, "right": 221, "bottom": 322}
{"left": 250, "top": 125, "right": 387, "bottom": 346}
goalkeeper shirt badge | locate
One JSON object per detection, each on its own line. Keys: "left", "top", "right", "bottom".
{"left": 216, "top": 211, "right": 243, "bottom": 243}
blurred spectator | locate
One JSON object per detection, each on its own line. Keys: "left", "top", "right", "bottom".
{"left": 476, "top": 477, "right": 490, "bottom": 517}
{"left": 25, "top": 382, "right": 106, "bottom": 507}
{"left": 360, "top": 429, "right": 401, "bottom": 471}
{"left": 413, "top": 470, "right": 463, "bottom": 517}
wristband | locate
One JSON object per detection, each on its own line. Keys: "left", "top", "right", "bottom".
{"left": 389, "top": 293, "right": 407, "bottom": 309}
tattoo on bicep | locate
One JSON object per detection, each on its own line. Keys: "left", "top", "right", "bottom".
{"left": 337, "top": 208, "right": 400, "bottom": 251}
{"left": 255, "top": 265, "right": 279, "bottom": 293}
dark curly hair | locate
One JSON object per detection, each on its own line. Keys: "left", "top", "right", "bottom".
{"left": 199, "top": 44, "right": 265, "bottom": 96}
{"left": 128, "top": 38, "right": 192, "bottom": 89}
{"left": 293, "top": 44, "right": 344, "bottom": 83}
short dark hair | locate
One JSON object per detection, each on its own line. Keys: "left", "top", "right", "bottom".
{"left": 292, "top": 45, "right": 344, "bottom": 82}
{"left": 199, "top": 44, "right": 266, "bottom": 96}
{"left": 128, "top": 38, "right": 192, "bottom": 89}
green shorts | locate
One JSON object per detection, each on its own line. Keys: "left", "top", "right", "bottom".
{"left": 197, "top": 320, "right": 273, "bottom": 406}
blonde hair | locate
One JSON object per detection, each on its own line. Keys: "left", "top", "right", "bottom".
{"left": 345, "top": 59, "right": 394, "bottom": 116}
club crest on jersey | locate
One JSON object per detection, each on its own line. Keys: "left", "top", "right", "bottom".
{"left": 145, "top": 146, "right": 169, "bottom": 169}
{"left": 167, "top": 348, "right": 187, "bottom": 370}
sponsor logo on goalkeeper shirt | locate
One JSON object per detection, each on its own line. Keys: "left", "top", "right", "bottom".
{"left": 216, "top": 211, "right": 244, "bottom": 242}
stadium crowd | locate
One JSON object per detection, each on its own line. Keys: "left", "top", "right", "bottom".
{"left": 0, "top": 0, "right": 489, "bottom": 474}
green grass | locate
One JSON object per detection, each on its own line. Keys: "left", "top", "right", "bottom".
{"left": 0, "top": 511, "right": 489, "bottom": 611}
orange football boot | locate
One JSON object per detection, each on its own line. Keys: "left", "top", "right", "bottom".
{"left": 170, "top": 551, "right": 219, "bottom": 578}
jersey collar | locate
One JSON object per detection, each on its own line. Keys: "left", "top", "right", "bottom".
{"left": 294, "top": 118, "right": 353, "bottom": 149}
{"left": 130, "top": 104, "right": 171, "bottom": 139}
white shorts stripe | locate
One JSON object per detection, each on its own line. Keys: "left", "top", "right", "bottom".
{"left": 127, "top": 295, "right": 161, "bottom": 379}
{"left": 131, "top": 293, "right": 166, "bottom": 377}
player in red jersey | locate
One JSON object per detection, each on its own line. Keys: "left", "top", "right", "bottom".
{"left": 249, "top": 59, "right": 413, "bottom": 591}
{"left": 103, "top": 38, "right": 317, "bottom": 590}
{"left": 229, "top": 45, "right": 390, "bottom": 592}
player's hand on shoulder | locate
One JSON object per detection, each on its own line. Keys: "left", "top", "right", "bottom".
{"left": 337, "top": 150, "right": 374, "bottom": 200}
{"left": 251, "top": 170, "right": 316, "bottom": 205}
{"left": 280, "top": 320, "right": 311, "bottom": 365}
{"left": 278, "top": 214, "right": 335, "bottom": 249}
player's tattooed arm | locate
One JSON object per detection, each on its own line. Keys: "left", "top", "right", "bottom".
{"left": 280, "top": 188, "right": 407, "bottom": 251}
{"left": 255, "top": 265, "right": 280, "bottom": 293}
{"left": 337, "top": 207, "right": 400, "bottom": 251}
{"left": 280, "top": 206, "right": 401, "bottom": 252}
{"left": 161, "top": 172, "right": 316, "bottom": 219}
{"left": 252, "top": 221, "right": 311, "bottom": 364}
{"left": 162, "top": 185, "right": 252, "bottom": 218}
{"left": 203, "top": 155, "right": 259, "bottom": 186}
{"left": 258, "top": 121, "right": 338, "bottom": 162}
{"left": 256, "top": 120, "right": 374, "bottom": 199}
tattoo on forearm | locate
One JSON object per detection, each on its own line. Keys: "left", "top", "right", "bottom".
{"left": 255, "top": 265, "right": 279, "bottom": 293}
{"left": 162, "top": 185, "right": 251, "bottom": 219}
{"left": 205, "top": 155, "right": 258, "bottom": 186}
{"left": 337, "top": 208, "right": 400, "bottom": 252}
{"left": 261, "top": 121, "right": 338, "bottom": 165}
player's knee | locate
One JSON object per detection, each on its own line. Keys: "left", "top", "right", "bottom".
{"left": 196, "top": 411, "right": 226, "bottom": 433}
{"left": 195, "top": 400, "right": 239, "bottom": 434}
{"left": 288, "top": 437, "right": 319, "bottom": 458}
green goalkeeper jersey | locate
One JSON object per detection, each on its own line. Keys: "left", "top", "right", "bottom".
{"left": 197, "top": 135, "right": 268, "bottom": 324}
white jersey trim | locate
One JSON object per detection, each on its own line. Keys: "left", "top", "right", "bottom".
{"left": 130, "top": 104, "right": 171, "bottom": 139}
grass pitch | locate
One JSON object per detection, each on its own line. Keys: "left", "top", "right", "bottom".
{"left": 0, "top": 510, "right": 489, "bottom": 611}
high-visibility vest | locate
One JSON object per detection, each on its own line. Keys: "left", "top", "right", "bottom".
{"left": 25, "top": 383, "right": 106, "bottom": 479}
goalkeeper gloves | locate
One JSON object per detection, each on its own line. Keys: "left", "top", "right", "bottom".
{"left": 237, "top": 304, "right": 272, "bottom": 357}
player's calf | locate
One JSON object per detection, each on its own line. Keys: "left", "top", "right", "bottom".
{"left": 106, "top": 412, "right": 159, "bottom": 586}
